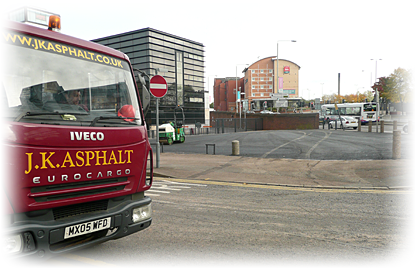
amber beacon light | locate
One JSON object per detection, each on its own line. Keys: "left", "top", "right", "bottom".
{"left": 48, "top": 15, "right": 61, "bottom": 31}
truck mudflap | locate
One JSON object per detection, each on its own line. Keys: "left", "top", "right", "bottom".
{"left": 6, "top": 194, "right": 152, "bottom": 260}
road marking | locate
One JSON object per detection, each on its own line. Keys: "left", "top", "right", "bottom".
{"left": 147, "top": 179, "right": 207, "bottom": 197}
{"left": 144, "top": 193, "right": 160, "bottom": 197}
{"left": 158, "top": 179, "right": 207, "bottom": 186}
{"left": 304, "top": 131, "right": 332, "bottom": 159}
{"left": 147, "top": 189, "right": 171, "bottom": 194}
{"left": 61, "top": 254, "right": 116, "bottom": 266}
{"left": 162, "top": 178, "right": 410, "bottom": 195}
{"left": 261, "top": 132, "right": 307, "bottom": 158}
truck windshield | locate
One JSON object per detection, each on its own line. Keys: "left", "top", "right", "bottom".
{"left": 2, "top": 31, "right": 142, "bottom": 126}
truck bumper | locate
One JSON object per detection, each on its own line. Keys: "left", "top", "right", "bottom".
{"left": 6, "top": 194, "right": 152, "bottom": 260}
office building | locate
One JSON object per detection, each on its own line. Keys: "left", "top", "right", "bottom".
{"left": 92, "top": 28, "right": 205, "bottom": 126}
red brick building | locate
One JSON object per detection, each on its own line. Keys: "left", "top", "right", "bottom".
{"left": 213, "top": 77, "right": 245, "bottom": 112}
{"left": 213, "top": 57, "right": 300, "bottom": 112}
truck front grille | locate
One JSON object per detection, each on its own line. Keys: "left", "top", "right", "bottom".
{"left": 29, "top": 177, "right": 129, "bottom": 203}
{"left": 53, "top": 199, "right": 109, "bottom": 220}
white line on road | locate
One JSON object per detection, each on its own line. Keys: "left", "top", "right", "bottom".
{"left": 261, "top": 132, "right": 308, "bottom": 158}
{"left": 304, "top": 131, "right": 332, "bottom": 159}
{"left": 147, "top": 189, "right": 171, "bottom": 194}
{"left": 155, "top": 179, "right": 207, "bottom": 187}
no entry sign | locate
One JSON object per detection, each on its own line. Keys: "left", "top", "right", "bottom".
{"left": 149, "top": 75, "right": 168, "bottom": 98}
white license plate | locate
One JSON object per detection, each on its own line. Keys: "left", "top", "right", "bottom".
{"left": 64, "top": 217, "right": 111, "bottom": 239}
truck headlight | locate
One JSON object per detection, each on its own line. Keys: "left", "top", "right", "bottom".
{"left": 132, "top": 204, "right": 152, "bottom": 223}
{"left": 4, "top": 234, "right": 23, "bottom": 254}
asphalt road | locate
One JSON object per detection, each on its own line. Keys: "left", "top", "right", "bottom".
{"left": 45, "top": 178, "right": 412, "bottom": 267}
{"left": 151, "top": 128, "right": 413, "bottom": 160}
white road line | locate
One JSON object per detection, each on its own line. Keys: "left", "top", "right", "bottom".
{"left": 145, "top": 193, "right": 160, "bottom": 197}
{"left": 304, "top": 131, "right": 332, "bottom": 159}
{"left": 261, "top": 132, "right": 307, "bottom": 158}
{"left": 150, "top": 186, "right": 181, "bottom": 191}
{"left": 147, "top": 189, "right": 171, "bottom": 193}
{"left": 152, "top": 184, "right": 191, "bottom": 189}
{"left": 156, "top": 179, "right": 207, "bottom": 187}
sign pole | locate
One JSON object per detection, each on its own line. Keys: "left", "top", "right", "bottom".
{"left": 148, "top": 75, "right": 168, "bottom": 169}
{"left": 156, "top": 98, "right": 160, "bottom": 168}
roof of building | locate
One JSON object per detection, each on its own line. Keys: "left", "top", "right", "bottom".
{"left": 243, "top": 56, "right": 300, "bottom": 72}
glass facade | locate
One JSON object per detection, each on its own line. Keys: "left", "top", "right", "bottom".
{"left": 92, "top": 28, "right": 205, "bottom": 126}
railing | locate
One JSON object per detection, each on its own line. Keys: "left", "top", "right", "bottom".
{"left": 147, "top": 118, "right": 263, "bottom": 138}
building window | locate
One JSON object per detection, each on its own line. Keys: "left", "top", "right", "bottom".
{"left": 260, "top": 70, "right": 264, "bottom": 73}
{"left": 269, "top": 69, "right": 273, "bottom": 73}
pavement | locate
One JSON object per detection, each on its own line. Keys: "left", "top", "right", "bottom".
{"left": 153, "top": 152, "right": 412, "bottom": 190}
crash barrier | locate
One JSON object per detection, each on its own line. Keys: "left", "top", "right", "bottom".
{"left": 392, "top": 130, "right": 401, "bottom": 159}
{"left": 232, "top": 140, "right": 240, "bottom": 156}
{"left": 205, "top": 143, "right": 215, "bottom": 155}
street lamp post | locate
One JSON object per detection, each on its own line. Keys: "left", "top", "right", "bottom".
{"left": 276, "top": 40, "right": 296, "bottom": 94}
{"left": 371, "top": 59, "right": 382, "bottom": 133}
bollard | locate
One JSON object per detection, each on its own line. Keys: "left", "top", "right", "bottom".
{"left": 392, "top": 130, "right": 401, "bottom": 159}
{"left": 358, "top": 120, "right": 361, "bottom": 132}
{"left": 380, "top": 120, "right": 384, "bottom": 133}
{"left": 368, "top": 121, "right": 372, "bottom": 133}
{"left": 393, "top": 120, "right": 397, "bottom": 131}
{"left": 232, "top": 140, "right": 240, "bottom": 156}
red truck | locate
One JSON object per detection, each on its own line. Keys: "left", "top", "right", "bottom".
{"left": 2, "top": 12, "right": 153, "bottom": 259}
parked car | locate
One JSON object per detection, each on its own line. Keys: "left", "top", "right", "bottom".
{"left": 403, "top": 121, "right": 416, "bottom": 133}
{"left": 329, "top": 116, "right": 358, "bottom": 129}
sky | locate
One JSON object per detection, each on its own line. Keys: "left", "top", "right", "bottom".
{"left": 2, "top": 0, "right": 415, "bottom": 101}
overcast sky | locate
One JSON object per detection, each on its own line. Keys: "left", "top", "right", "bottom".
{"left": 3, "top": 0, "right": 415, "bottom": 100}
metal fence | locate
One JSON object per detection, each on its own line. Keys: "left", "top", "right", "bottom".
{"left": 147, "top": 118, "right": 263, "bottom": 138}
{"left": 209, "top": 118, "right": 263, "bottom": 134}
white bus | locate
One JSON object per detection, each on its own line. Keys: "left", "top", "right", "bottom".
{"left": 321, "top": 102, "right": 378, "bottom": 124}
